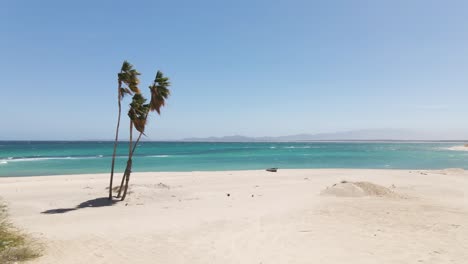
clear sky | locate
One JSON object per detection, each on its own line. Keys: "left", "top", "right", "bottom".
{"left": 1, "top": 0, "right": 468, "bottom": 140}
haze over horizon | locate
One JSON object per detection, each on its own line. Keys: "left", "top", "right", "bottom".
{"left": 180, "top": 129, "right": 468, "bottom": 142}
{"left": 1, "top": 129, "right": 466, "bottom": 141}
{"left": 1, "top": 1, "right": 468, "bottom": 140}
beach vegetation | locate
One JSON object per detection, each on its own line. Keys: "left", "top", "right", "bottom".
{"left": 0, "top": 203, "right": 41, "bottom": 263}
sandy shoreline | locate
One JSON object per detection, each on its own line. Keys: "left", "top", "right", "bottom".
{"left": 1, "top": 169, "right": 467, "bottom": 263}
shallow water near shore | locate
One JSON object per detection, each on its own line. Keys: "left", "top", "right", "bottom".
{"left": 0, "top": 141, "right": 467, "bottom": 177}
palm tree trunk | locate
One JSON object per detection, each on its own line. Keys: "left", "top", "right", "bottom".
{"left": 116, "top": 168, "right": 127, "bottom": 198}
{"left": 121, "top": 132, "right": 143, "bottom": 201}
{"left": 117, "top": 159, "right": 132, "bottom": 197}
{"left": 117, "top": 121, "right": 133, "bottom": 198}
{"left": 109, "top": 94, "right": 122, "bottom": 200}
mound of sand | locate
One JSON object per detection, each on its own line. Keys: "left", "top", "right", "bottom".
{"left": 442, "top": 168, "right": 465, "bottom": 174}
{"left": 435, "top": 168, "right": 465, "bottom": 175}
{"left": 321, "top": 181, "right": 398, "bottom": 198}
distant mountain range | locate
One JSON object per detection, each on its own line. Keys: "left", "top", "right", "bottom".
{"left": 182, "top": 129, "right": 466, "bottom": 142}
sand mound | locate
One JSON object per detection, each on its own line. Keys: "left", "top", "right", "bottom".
{"left": 321, "top": 181, "right": 398, "bottom": 198}
{"left": 435, "top": 168, "right": 465, "bottom": 175}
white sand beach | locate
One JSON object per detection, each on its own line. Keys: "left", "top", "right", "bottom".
{"left": 1, "top": 169, "right": 468, "bottom": 264}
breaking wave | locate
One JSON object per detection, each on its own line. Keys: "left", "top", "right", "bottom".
{"left": 146, "top": 155, "right": 170, "bottom": 158}
{"left": 0, "top": 156, "right": 102, "bottom": 163}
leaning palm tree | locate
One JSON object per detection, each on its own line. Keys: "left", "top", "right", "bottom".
{"left": 109, "top": 61, "right": 141, "bottom": 200}
{"left": 118, "top": 94, "right": 150, "bottom": 200}
{"left": 117, "top": 71, "right": 171, "bottom": 201}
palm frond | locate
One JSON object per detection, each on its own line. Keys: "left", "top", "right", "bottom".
{"left": 128, "top": 94, "right": 150, "bottom": 133}
{"left": 149, "top": 71, "right": 171, "bottom": 114}
{"left": 121, "top": 61, "right": 132, "bottom": 72}
{"left": 118, "top": 61, "right": 141, "bottom": 96}
{"left": 119, "top": 87, "right": 133, "bottom": 100}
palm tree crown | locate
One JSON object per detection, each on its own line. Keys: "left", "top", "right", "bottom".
{"left": 149, "top": 71, "right": 171, "bottom": 114}
{"left": 118, "top": 61, "right": 141, "bottom": 100}
{"left": 128, "top": 94, "right": 150, "bottom": 134}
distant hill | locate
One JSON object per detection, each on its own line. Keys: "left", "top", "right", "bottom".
{"left": 181, "top": 129, "right": 461, "bottom": 142}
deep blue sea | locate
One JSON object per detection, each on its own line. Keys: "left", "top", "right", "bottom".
{"left": 0, "top": 141, "right": 467, "bottom": 177}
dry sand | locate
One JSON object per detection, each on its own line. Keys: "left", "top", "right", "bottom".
{"left": 0, "top": 169, "right": 467, "bottom": 264}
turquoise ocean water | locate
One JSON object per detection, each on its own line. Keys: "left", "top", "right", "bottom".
{"left": 0, "top": 141, "right": 467, "bottom": 177}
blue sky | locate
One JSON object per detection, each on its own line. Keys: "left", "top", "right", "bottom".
{"left": 1, "top": 0, "right": 468, "bottom": 140}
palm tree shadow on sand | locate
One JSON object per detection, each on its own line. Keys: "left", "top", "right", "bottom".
{"left": 41, "top": 197, "right": 118, "bottom": 214}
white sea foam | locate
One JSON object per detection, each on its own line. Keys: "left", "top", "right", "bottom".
{"left": 147, "top": 155, "right": 170, "bottom": 158}
{"left": 284, "top": 146, "right": 313, "bottom": 149}
{"left": 0, "top": 161, "right": 7, "bottom": 165}
{"left": 0, "top": 156, "right": 99, "bottom": 163}
{"left": 446, "top": 146, "right": 468, "bottom": 152}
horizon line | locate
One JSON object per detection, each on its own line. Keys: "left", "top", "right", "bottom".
{"left": 0, "top": 139, "right": 467, "bottom": 143}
